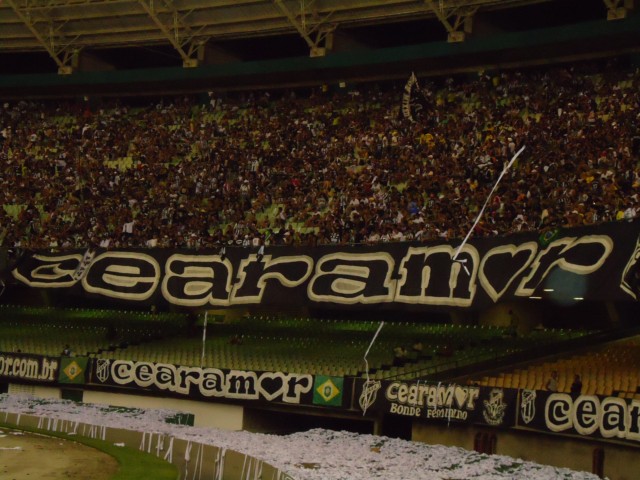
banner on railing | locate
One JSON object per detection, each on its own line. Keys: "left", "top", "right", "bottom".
{"left": 0, "top": 352, "right": 59, "bottom": 383}
{"left": 517, "top": 389, "right": 640, "bottom": 443}
{"left": 355, "top": 378, "right": 518, "bottom": 427}
{"left": 10, "top": 222, "right": 640, "bottom": 310}
{"left": 90, "top": 358, "right": 351, "bottom": 408}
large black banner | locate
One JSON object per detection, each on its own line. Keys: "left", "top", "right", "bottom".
{"left": 355, "top": 378, "right": 518, "bottom": 427}
{"left": 89, "top": 358, "right": 352, "bottom": 408}
{"left": 0, "top": 352, "right": 59, "bottom": 383}
{"left": 10, "top": 221, "right": 640, "bottom": 310}
{"left": 518, "top": 389, "right": 640, "bottom": 443}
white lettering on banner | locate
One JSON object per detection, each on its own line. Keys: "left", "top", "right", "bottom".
{"left": 515, "top": 236, "right": 613, "bottom": 297}
{"left": 307, "top": 252, "right": 396, "bottom": 304}
{"left": 385, "top": 382, "right": 480, "bottom": 411}
{"left": 395, "top": 245, "right": 480, "bottom": 307}
{"left": 0, "top": 354, "right": 58, "bottom": 381}
{"left": 231, "top": 255, "right": 314, "bottom": 304}
{"left": 105, "top": 360, "right": 313, "bottom": 404}
{"left": 11, "top": 233, "right": 617, "bottom": 307}
{"left": 425, "top": 408, "right": 468, "bottom": 420}
{"left": 162, "top": 254, "right": 233, "bottom": 307}
{"left": 390, "top": 403, "right": 422, "bottom": 417}
{"left": 82, "top": 252, "right": 160, "bottom": 301}
{"left": 12, "top": 253, "right": 83, "bottom": 287}
{"left": 545, "top": 393, "right": 640, "bottom": 441}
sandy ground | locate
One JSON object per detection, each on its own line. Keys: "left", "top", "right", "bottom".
{"left": 0, "top": 428, "right": 118, "bottom": 480}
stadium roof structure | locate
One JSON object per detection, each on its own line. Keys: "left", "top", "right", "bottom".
{"left": 0, "top": 0, "right": 638, "bottom": 94}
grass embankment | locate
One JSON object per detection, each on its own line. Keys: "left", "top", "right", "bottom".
{"left": 0, "top": 422, "right": 178, "bottom": 480}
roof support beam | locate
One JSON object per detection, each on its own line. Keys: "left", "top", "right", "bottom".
{"left": 425, "top": 0, "right": 477, "bottom": 43}
{"left": 138, "top": 0, "right": 200, "bottom": 67}
{"left": 4, "top": 0, "right": 77, "bottom": 74}
{"left": 273, "top": 0, "right": 336, "bottom": 57}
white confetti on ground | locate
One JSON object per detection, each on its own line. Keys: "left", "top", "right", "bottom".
{"left": 0, "top": 394, "right": 602, "bottom": 480}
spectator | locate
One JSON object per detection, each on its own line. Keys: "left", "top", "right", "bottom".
{"left": 392, "top": 345, "right": 408, "bottom": 367}
{"left": 1, "top": 60, "right": 638, "bottom": 250}
{"left": 570, "top": 374, "right": 583, "bottom": 395}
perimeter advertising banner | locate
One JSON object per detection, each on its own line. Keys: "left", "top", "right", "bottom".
{"left": 90, "top": 358, "right": 351, "bottom": 408}
{"left": 0, "top": 352, "right": 59, "bottom": 383}
{"left": 9, "top": 221, "right": 640, "bottom": 310}
{"left": 355, "top": 378, "right": 518, "bottom": 427}
{"left": 517, "top": 389, "right": 640, "bottom": 443}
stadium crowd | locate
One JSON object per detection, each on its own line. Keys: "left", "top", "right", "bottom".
{"left": 1, "top": 61, "right": 639, "bottom": 250}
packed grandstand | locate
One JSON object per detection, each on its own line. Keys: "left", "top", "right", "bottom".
{"left": 1, "top": 61, "right": 639, "bottom": 250}
{"left": 1, "top": 1, "right": 640, "bottom": 479}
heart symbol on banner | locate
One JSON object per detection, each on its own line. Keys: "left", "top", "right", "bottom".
{"left": 479, "top": 242, "right": 538, "bottom": 302}
{"left": 454, "top": 385, "right": 468, "bottom": 409}
{"left": 257, "top": 372, "right": 287, "bottom": 402}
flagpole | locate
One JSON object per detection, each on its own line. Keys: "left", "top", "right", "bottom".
{"left": 201, "top": 311, "right": 208, "bottom": 368}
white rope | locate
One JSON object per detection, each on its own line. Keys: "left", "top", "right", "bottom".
{"left": 453, "top": 146, "right": 526, "bottom": 269}
{"left": 363, "top": 321, "right": 384, "bottom": 379}
{"left": 156, "top": 433, "right": 164, "bottom": 457}
{"left": 184, "top": 440, "right": 193, "bottom": 479}
{"left": 201, "top": 311, "right": 208, "bottom": 368}
{"left": 192, "top": 442, "right": 203, "bottom": 480}
{"left": 362, "top": 321, "right": 384, "bottom": 415}
{"left": 214, "top": 448, "right": 226, "bottom": 480}
{"left": 163, "top": 437, "right": 174, "bottom": 463}
{"left": 240, "top": 454, "right": 248, "bottom": 480}
{"left": 198, "top": 443, "right": 206, "bottom": 480}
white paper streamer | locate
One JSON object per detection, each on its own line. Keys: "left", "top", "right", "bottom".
{"left": 453, "top": 146, "right": 526, "bottom": 269}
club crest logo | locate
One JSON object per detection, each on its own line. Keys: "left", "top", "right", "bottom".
{"left": 96, "top": 359, "right": 111, "bottom": 383}
{"left": 520, "top": 389, "right": 537, "bottom": 424}
{"left": 483, "top": 388, "right": 507, "bottom": 426}
{"left": 359, "top": 379, "right": 382, "bottom": 414}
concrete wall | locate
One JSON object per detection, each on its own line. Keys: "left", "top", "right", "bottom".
{"left": 1, "top": 411, "right": 283, "bottom": 480}
{"left": 8, "top": 383, "right": 61, "bottom": 399}
{"left": 412, "top": 422, "right": 640, "bottom": 480}
{"left": 82, "top": 390, "right": 244, "bottom": 430}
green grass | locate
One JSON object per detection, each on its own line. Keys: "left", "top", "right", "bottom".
{"left": 0, "top": 422, "right": 178, "bottom": 480}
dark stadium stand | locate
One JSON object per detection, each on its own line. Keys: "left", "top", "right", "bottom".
{"left": 0, "top": 305, "right": 188, "bottom": 357}
{"left": 0, "top": 305, "right": 595, "bottom": 380}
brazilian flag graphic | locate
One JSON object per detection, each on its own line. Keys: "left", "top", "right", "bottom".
{"left": 539, "top": 227, "right": 561, "bottom": 247}
{"left": 58, "top": 357, "right": 88, "bottom": 384}
{"left": 313, "top": 375, "right": 344, "bottom": 407}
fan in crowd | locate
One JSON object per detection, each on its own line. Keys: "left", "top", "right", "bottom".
{"left": 0, "top": 61, "right": 639, "bottom": 250}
